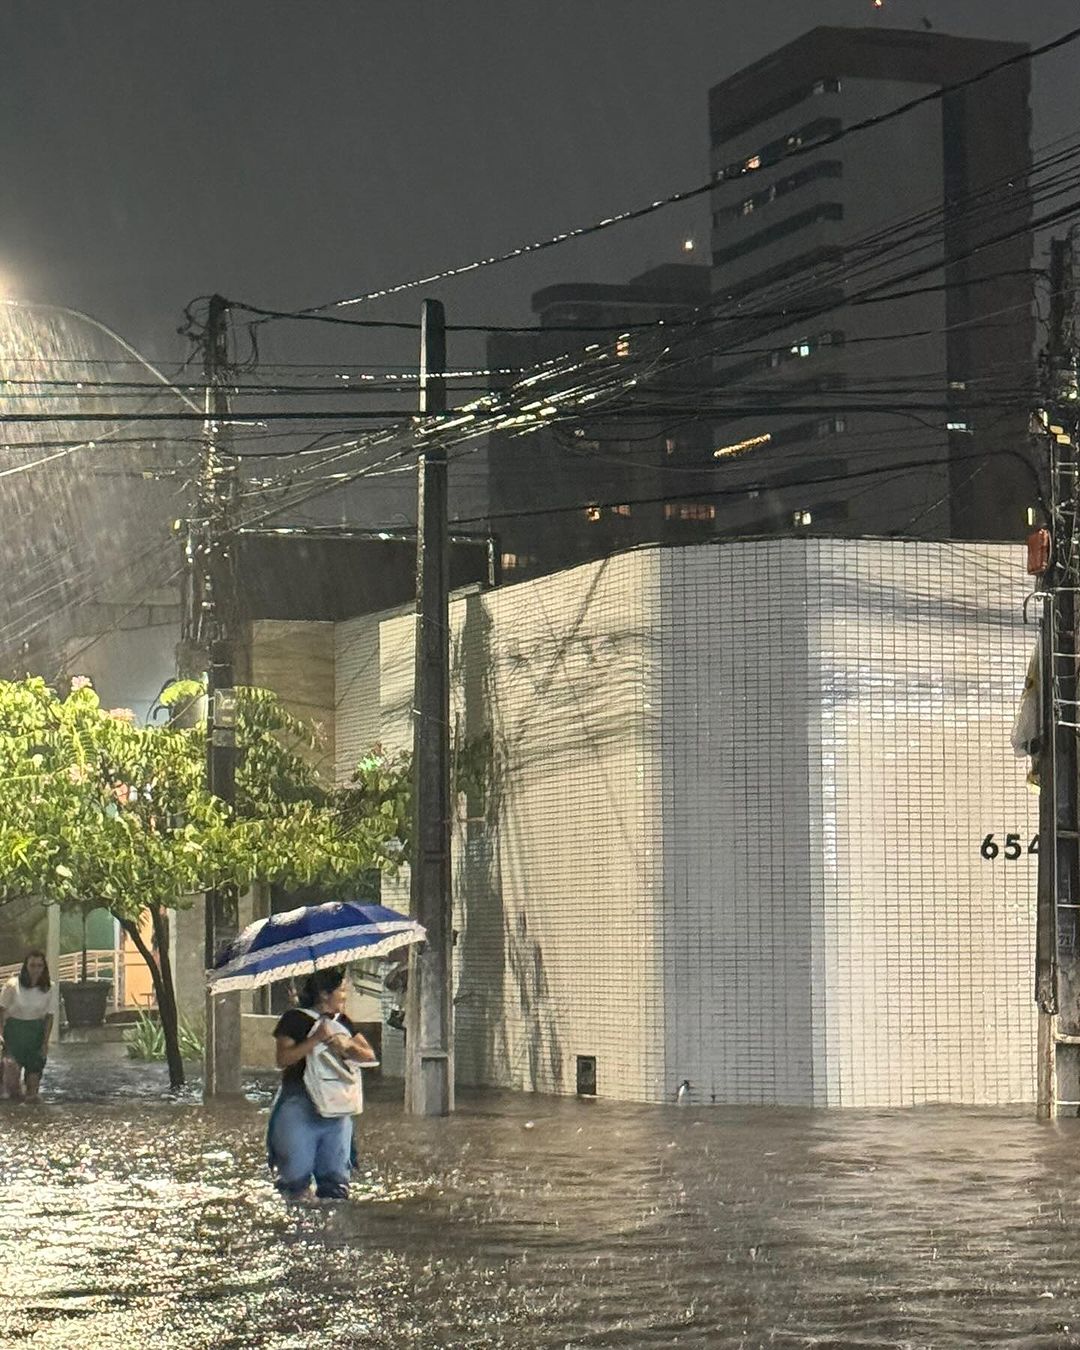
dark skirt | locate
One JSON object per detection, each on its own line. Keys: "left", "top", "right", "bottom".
{"left": 4, "top": 1017, "right": 47, "bottom": 1074}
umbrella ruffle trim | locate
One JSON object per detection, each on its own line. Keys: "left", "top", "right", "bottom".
{"left": 212, "top": 916, "right": 422, "bottom": 973}
{"left": 207, "top": 928, "right": 425, "bottom": 992}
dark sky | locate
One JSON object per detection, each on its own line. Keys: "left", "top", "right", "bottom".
{"left": 1, "top": 0, "right": 1077, "bottom": 365}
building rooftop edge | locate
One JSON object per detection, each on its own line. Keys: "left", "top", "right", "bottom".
{"left": 708, "top": 26, "right": 1030, "bottom": 141}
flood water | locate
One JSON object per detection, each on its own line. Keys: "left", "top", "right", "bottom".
{"left": 1, "top": 1046, "right": 1079, "bottom": 1348}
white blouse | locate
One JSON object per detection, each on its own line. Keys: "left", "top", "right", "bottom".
{"left": 0, "top": 976, "right": 51, "bottom": 1020}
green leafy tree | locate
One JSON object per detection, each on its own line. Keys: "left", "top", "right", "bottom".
{"left": 0, "top": 676, "right": 411, "bottom": 1088}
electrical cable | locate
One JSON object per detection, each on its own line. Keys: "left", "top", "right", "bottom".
{"left": 236, "top": 25, "right": 1080, "bottom": 320}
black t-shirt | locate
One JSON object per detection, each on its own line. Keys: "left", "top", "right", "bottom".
{"left": 273, "top": 1007, "right": 356, "bottom": 1096}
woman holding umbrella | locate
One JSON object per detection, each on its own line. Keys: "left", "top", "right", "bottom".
{"left": 269, "top": 967, "right": 377, "bottom": 1200}
{"left": 206, "top": 897, "right": 425, "bottom": 1199}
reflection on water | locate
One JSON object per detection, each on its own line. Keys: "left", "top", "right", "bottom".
{"left": 1, "top": 1045, "right": 1079, "bottom": 1347}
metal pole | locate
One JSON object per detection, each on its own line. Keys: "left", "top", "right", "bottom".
{"left": 1037, "top": 232, "right": 1080, "bottom": 1112}
{"left": 201, "top": 294, "right": 241, "bottom": 1097}
{"left": 405, "top": 298, "right": 454, "bottom": 1116}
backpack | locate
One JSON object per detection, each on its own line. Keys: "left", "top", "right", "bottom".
{"left": 299, "top": 1010, "right": 364, "bottom": 1118}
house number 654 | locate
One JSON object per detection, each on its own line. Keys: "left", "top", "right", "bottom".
{"left": 980, "top": 833, "right": 1038, "bottom": 861}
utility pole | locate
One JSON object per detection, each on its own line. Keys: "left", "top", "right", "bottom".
{"left": 1036, "top": 229, "right": 1080, "bottom": 1114}
{"left": 405, "top": 298, "right": 454, "bottom": 1116}
{"left": 196, "top": 295, "right": 242, "bottom": 1096}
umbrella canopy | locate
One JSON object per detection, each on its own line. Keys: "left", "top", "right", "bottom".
{"left": 206, "top": 900, "right": 425, "bottom": 994}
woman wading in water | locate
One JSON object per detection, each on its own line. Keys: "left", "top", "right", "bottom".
{"left": 268, "top": 968, "right": 376, "bottom": 1200}
{"left": 0, "top": 951, "right": 53, "bottom": 1102}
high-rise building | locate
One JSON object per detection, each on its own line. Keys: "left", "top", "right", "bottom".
{"left": 486, "top": 263, "right": 713, "bottom": 582}
{"left": 706, "top": 27, "right": 1035, "bottom": 540}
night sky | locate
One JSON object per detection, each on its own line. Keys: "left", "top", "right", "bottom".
{"left": 2, "top": 0, "right": 1077, "bottom": 367}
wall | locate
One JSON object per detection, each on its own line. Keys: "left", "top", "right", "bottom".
{"left": 250, "top": 619, "right": 336, "bottom": 777}
{"left": 332, "top": 541, "right": 1037, "bottom": 1107}
{"left": 658, "top": 543, "right": 819, "bottom": 1105}
{"left": 452, "top": 562, "right": 664, "bottom": 1100}
{"left": 337, "top": 566, "right": 666, "bottom": 1100}
{"left": 811, "top": 540, "right": 1036, "bottom": 1105}
{"left": 659, "top": 540, "right": 1036, "bottom": 1107}
{"left": 335, "top": 610, "right": 391, "bottom": 786}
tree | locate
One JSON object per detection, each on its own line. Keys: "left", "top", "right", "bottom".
{"left": 0, "top": 676, "right": 411, "bottom": 1088}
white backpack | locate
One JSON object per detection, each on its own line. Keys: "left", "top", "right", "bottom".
{"left": 300, "top": 1010, "right": 364, "bottom": 1118}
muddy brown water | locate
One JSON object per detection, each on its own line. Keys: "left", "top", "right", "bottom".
{"left": 0, "top": 1045, "right": 1078, "bottom": 1348}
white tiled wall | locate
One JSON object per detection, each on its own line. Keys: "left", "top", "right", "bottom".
{"left": 810, "top": 541, "right": 1037, "bottom": 1106}
{"left": 658, "top": 543, "right": 819, "bottom": 1105}
{"left": 464, "top": 560, "right": 665, "bottom": 1100}
{"left": 353, "top": 562, "right": 666, "bottom": 1101}
{"left": 334, "top": 610, "right": 392, "bottom": 786}
{"left": 658, "top": 540, "right": 1036, "bottom": 1107}
{"left": 332, "top": 541, "right": 1038, "bottom": 1107}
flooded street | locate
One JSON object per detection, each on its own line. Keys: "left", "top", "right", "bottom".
{"left": 0, "top": 1047, "right": 1078, "bottom": 1348}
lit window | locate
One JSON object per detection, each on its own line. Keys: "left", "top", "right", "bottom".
{"left": 665, "top": 502, "right": 716, "bottom": 522}
{"left": 615, "top": 336, "right": 631, "bottom": 358}
{"left": 745, "top": 154, "right": 761, "bottom": 171}
{"left": 611, "top": 504, "right": 632, "bottom": 517}
{"left": 946, "top": 420, "right": 972, "bottom": 433}
{"left": 793, "top": 509, "right": 813, "bottom": 527}
{"left": 585, "top": 505, "right": 601, "bottom": 522}
{"left": 790, "top": 340, "right": 812, "bottom": 358}
{"left": 501, "top": 552, "right": 519, "bottom": 569}
{"left": 664, "top": 436, "right": 677, "bottom": 455}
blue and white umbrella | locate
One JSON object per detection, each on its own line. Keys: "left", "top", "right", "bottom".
{"left": 206, "top": 900, "right": 426, "bottom": 993}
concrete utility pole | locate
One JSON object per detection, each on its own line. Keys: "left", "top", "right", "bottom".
{"left": 405, "top": 298, "right": 454, "bottom": 1116}
{"left": 1036, "top": 230, "right": 1080, "bottom": 1115}
{"left": 198, "top": 294, "right": 242, "bottom": 1097}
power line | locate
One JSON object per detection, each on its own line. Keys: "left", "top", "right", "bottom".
{"left": 448, "top": 445, "right": 1043, "bottom": 529}
{"left": 223, "top": 141, "right": 1072, "bottom": 521}
{"left": 238, "top": 24, "right": 1080, "bottom": 320}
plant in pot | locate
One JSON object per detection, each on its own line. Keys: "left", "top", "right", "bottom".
{"left": 59, "top": 903, "right": 112, "bottom": 1028}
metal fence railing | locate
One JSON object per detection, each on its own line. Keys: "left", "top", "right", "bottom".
{"left": 0, "top": 950, "right": 125, "bottom": 1010}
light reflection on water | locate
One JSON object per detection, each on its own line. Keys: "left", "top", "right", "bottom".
{"left": 1, "top": 1048, "right": 1080, "bottom": 1347}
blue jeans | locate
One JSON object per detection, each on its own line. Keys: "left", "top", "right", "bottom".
{"left": 267, "top": 1090, "right": 353, "bottom": 1199}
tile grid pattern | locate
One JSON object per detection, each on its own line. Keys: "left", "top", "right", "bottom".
{"left": 658, "top": 539, "right": 1036, "bottom": 1107}
{"left": 813, "top": 540, "right": 1037, "bottom": 1106}
{"left": 332, "top": 541, "right": 1038, "bottom": 1106}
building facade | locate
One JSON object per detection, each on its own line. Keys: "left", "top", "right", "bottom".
{"left": 486, "top": 263, "right": 714, "bottom": 582}
{"left": 706, "top": 27, "right": 1036, "bottom": 542}
{"left": 334, "top": 539, "right": 1037, "bottom": 1108}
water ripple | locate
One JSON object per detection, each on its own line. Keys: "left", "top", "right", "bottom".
{"left": 1, "top": 1053, "right": 1079, "bottom": 1346}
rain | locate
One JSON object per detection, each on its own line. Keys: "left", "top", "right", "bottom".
{"left": 2, "top": 2, "right": 1080, "bottom": 1347}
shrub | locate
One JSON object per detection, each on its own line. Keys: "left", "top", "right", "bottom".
{"left": 125, "top": 1011, "right": 204, "bottom": 1063}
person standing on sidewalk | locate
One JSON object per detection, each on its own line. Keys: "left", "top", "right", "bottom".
{"left": 0, "top": 951, "right": 53, "bottom": 1102}
{"left": 267, "top": 968, "right": 376, "bottom": 1200}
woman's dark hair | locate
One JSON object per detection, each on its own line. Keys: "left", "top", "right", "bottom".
{"left": 298, "top": 967, "right": 345, "bottom": 1008}
{"left": 19, "top": 950, "right": 50, "bottom": 991}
